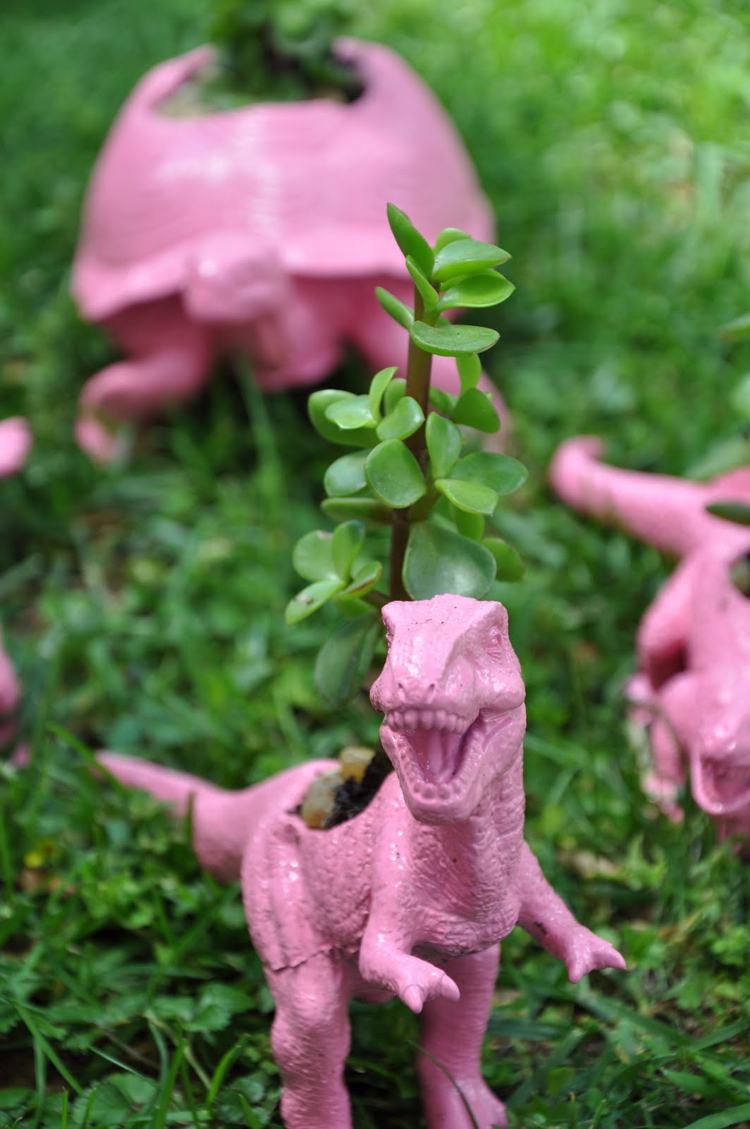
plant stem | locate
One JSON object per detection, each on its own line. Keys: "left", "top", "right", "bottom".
{"left": 389, "top": 512, "right": 410, "bottom": 601}
{"left": 389, "top": 291, "right": 433, "bottom": 600}
{"left": 405, "top": 293, "right": 432, "bottom": 464}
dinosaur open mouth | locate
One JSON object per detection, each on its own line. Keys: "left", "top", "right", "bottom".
{"left": 385, "top": 708, "right": 480, "bottom": 788}
{"left": 695, "top": 753, "right": 750, "bottom": 815}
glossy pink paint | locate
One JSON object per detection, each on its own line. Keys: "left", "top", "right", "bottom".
{"left": 72, "top": 40, "right": 500, "bottom": 461}
{"left": 0, "top": 417, "right": 31, "bottom": 745}
{"left": 98, "top": 594, "right": 625, "bottom": 1129}
{"left": 551, "top": 436, "right": 750, "bottom": 840}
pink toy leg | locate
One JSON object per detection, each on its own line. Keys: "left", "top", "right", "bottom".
{"left": 636, "top": 561, "right": 696, "bottom": 689}
{"left": 418, "top": 945, "right": 507, "bottom": 1129}
{"left": 640, "top": 673, "right": 696, "bottom": 821}
{"left": 267, "top": 954, "right": 353, "bottom": 1129}
{"left": 77, "top": 298, "right": 212, "bottom": 461}
{"left": 0, "top": 417, "right": 32, "bottom": 478}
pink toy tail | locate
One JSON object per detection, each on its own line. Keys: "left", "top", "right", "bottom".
{"left": 97, "top": 751, "right": 244, "bottom": 881}
{"left": 549, "top": 437, "right": 707, "bottom": 556}
{"left": 97, "top": 751, "right": 216, "bottom": 814}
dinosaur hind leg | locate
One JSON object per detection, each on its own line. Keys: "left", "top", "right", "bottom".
{"left": 418, "top": 944, "right": 507, "bottom": 1129}
{"left": 267, "top": 954, "right": 353, "bottom": 1129}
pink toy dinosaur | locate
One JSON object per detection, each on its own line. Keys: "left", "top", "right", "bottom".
{"left": 0, "top": 417, "right": 32, "bottom": 746}
{"left": 72, "top": 39, "right": 500, "bottom": 461}
{"left": 551, "top": 437, "right": 750, "bottom": 840}
{"left": 98, "top": 594, "right": 625, "bottom": 1129}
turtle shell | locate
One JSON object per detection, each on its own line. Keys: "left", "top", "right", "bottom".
{"left": 72, "top": 39, "right": 494, "bottom": 322}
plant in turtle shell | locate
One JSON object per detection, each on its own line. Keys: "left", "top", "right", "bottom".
{"left": 71, "top": 9, "right": 497, "bottom": 461}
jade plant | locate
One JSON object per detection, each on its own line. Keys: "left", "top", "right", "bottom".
{"left": 199, "top": 0, "right": 360, "bottom": 109}
{"left": 286, "top": 204, "right": 526, "bottom": 710}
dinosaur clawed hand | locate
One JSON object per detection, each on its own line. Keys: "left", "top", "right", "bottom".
{"left": 563, "top": 927, "right": 627, "bottom": 983}
{"left": 359, "top": 948, "right": 460, "bottom": 1014}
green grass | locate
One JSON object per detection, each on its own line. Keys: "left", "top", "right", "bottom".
{"left": 2, "top": 0, "right": 750, "bottom": 1125}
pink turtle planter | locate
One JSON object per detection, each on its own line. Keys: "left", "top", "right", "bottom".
{"left": 98, "top": 594, "right": 624, "bottom": 1129}
{"left": 0, "top": 417, "right": 32, "bottom": 746}
{"left": 72, "top": 39, "right": 499, "bottom": 461}
{"left": 551, "top": 437, "right": 750, "bottom": 841}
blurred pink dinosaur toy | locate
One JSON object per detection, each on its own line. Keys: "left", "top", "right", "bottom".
{"left": 72, "top": 39, "right": 499, "bottom": 461}
{"left": 99, "top": 594, "right": 624, "bottom": 1129}
{"left": 0, "top": 417, "right": 32, "bottom": 746}
{"left": 551, "top": 437, "right": 750, "bottom": 840}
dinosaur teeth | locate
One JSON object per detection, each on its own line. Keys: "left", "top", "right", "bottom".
{"left": 384, "top": 708, "right": 475, "bottom": 742}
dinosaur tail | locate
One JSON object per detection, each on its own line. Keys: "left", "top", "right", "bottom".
{"left": 97, "top": 752, "right": 247, "bottom": 882}
{"left": 97, "top": 753, "right": 332, "bottom": 883}
{"left": 550, "top": 436, "right": 707, "bottom": 556}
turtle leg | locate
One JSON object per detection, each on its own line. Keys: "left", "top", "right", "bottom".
{"left": 77, "top": 297, "right": 213, "bottom": 461}
{"left": 267, "top": 953, "right": 353, "bottom": 1129}
{"left": 418, "top": 945, "right": 507, "bottom": 1129}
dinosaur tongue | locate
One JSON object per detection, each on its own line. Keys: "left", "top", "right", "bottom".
{"left": 410, "top": 728, "right": 464, "bottom": 783}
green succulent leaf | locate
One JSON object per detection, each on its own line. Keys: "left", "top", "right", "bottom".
{"left": 308, "top": 390, "right": 377, "bottom": 448}
{"left": 375, "top": 287, "right": 413, "bottom": 330}
{"left": 324, "top": 451, "right": 368, "bottom": 497}
{"left": 365, "top": 440, "right": 426, "bottom": 508}
{"left": 434, "top": 227, "right": 472, "bottom": 252}
{"left": 285, "top": 577, "right": 345, "bottom": 625}
{"left": 433, "top": 238, "right": 511, "bottom": 283}
{"left": 719, "top": 313, "right": 750, "bottom": 342}
{"left": 452, "top": 389, "right": 501, "bottom": 432}
{"left": 403, "top": 522, "right": 496, "bottom": 599}
{"left": 483, "top": 537, "right": 525, "bottom": 581}
{"left": 292, "top": 530, "right": 335, "bottom": 581}
{"left": 429, "top": 387, "right": 457, "bottom": 416}
{"left": 384, "top": 377, "right": 407, "bottom": 414}
{"left": 332, "top": 520, "right": 365, "bottom": 579}
{"left": 321, "top": 497, "right": 392, "bottom": 523}
{"left": 368, "top": 366, "right": 398, "bottom": 419}
{"left": 386, "top": 202, "right": 434, "bottom": 278}
{"left": 406, "top": 256, "right": 439, "bottom": 311}
{"left": 452, "top": 452, "right": 528, "bottom": 494}
{"left": 325, "top": 394, "right": 377, "bottom": 430}
{"left": 410, "top": 321, "right": 499, "bottom": 357}
{"left": 451, "top": 507, "right": 485, "bottom": 540}
{"left": 340, "top": 557, "right": 383, "bottom": 598}
{"left": 426, "top": 412, "right": 462, "bottom": 478}
{"left": 314, "top": 613, "right": 381, "bottom": 707}
{"left": 376, "top": 396, "right": 425, "bottom": 441}
{"left": 706, "top": 500, "right": 750, "bottom": 526}
{"left": 436, "top": 478, "right": 498, "bottom": 515}
{"left": 456, "top": 352, "right": 482, "bottom": 393}
{"left": 438, "top": 272, "right": 515, "bottom": 311}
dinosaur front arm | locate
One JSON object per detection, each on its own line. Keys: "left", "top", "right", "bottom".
{"left": 516, "top": 843, "right": 625, "bottom": 981}
{"left": 357, "top": 798, "right": 460, "bottom": 1014}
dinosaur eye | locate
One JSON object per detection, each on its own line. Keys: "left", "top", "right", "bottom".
{"left": 730, "top": 552, "right": 750, "bottom": 597}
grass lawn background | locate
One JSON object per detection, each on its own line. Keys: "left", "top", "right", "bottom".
{"left": 2, "top": 0, "right": 750, "bottom": 1125}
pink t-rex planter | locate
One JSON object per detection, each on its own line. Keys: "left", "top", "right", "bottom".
{"left": 98, "top": 594, "right": 624, "bottom": 1129}
{"left": 72, "top": 39, "right": 498, "bottom": 461}
{"left": 551, "top": 437, "right": 750, "bottom": 840}
{"left": 0, "top": 417, "right": 32, "bottom": 745}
